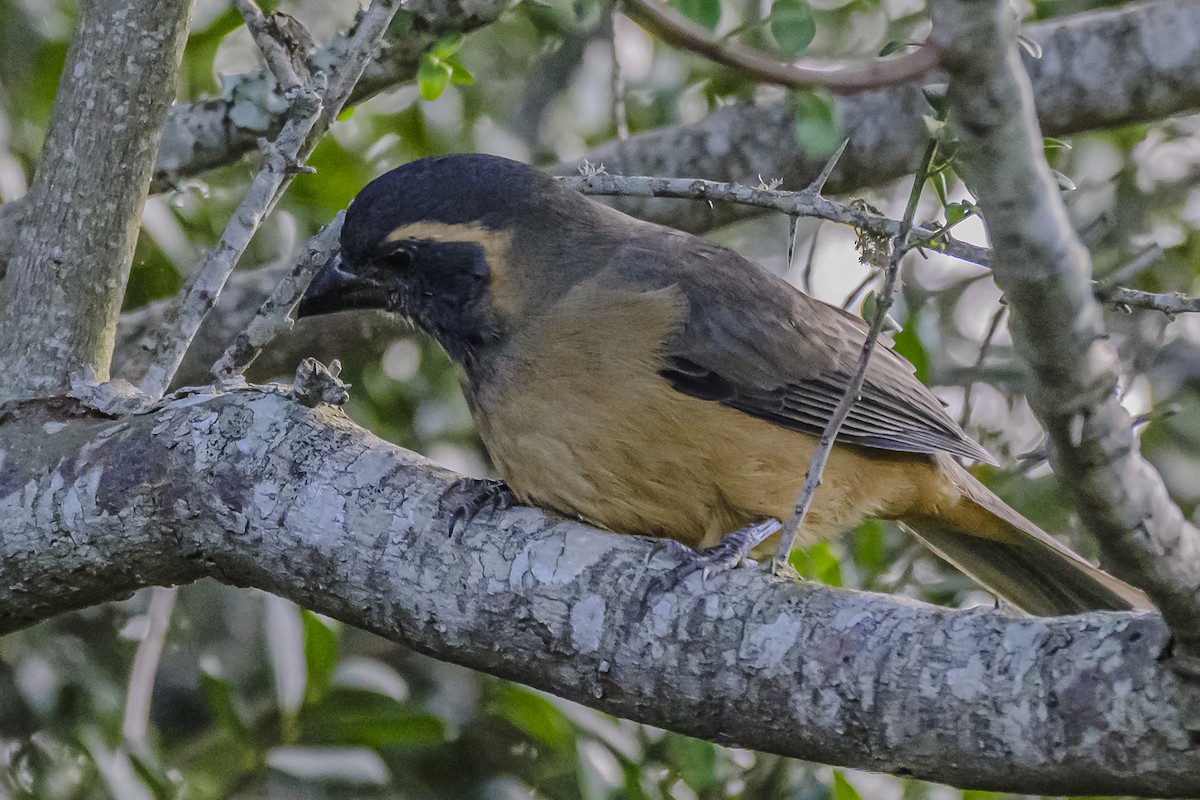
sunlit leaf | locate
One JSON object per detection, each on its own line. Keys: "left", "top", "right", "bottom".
{"left": 1051, "top": 168, "right": 1076, "bottom": 191}
{"left": 417, "top": 53, "right": 452, "bottom": 101}
{"left": 944, "top": 200, "right": 976, "bottom": 228}
{"left": 430, "top": 34, "right": 464, "bottom": 59}
{"left": 891, "top": 316, "right": 929, "bottom": 384}
{"left": 444, "top": 57, "right": 475, "bottom": 86}
{"left": 832, "top": 769, "right": 864, "bottom": 800}
{"left": 789, "top": 541, "right": 844, "bottom": 586}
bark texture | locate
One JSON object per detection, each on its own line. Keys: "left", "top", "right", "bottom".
{"left": 0, "top": 0, "right": 193, "bottom": 399}
{"left": 931, "top": 0, "right": 1200, "bottom": 665}
{"left": 0, "top": 389, "right": 1197, "bottom": 796}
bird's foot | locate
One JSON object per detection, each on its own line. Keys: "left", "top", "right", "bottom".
{"left": 644, "top": 519, "right": 782, "bottom": 598}
{"left": 439, "top": 478, "right": 517, "bottom": 536}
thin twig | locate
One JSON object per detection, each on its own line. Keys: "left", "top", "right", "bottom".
{"left": 563, "top": 173, "right": 1199, "bottom": 315}
{"left": 772, "top": 116, "right": 944, "bottom": 569}
{"left": 1096, "top": 243, "right": 1164, "bottom": 294}
{"left": 138, "top": 0, "right": 401, "bottom": 399}
{"left": 562, "top": 173, "right": 992, "bottom": 267}
{"left": 1102, "top": 285, "right": 1200, "bottom": 316}
{"left": 805, "top": 139, "right": 850, "bottom": 194}
{"left": 959, "top": 303, "right": 1008, "bottom": 430}
{"left": 621, "top": 0, "right": 939, "bottom": 94}
{"left": 309, "top": 1, "right": 400, "bottom": 154}
{"left": 212, "top": 213, "right": 344, "bottom": 379}
{"left": 610, "top": 1, "right": 629, "bottom": 141}
{"left": 137, "top": 81, "right": 326, "bottom": 399}
{"left": 234, "top": 0, "right": 312, "bottom": 91}
{"left": 122, "top": 585, "right": 178, "bottom": 748}
{"left": 798, "top": 221, "right": 821, "bottom": 295}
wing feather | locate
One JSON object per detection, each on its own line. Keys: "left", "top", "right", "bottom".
{"left": 603, "top": 228, "right": 995, "bottom": 464}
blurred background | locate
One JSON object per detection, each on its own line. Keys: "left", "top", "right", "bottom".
{"left": 0, "top": 0, "right": 1193, "bottom": 796}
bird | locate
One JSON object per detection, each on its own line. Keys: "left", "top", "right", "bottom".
{"left": 297, "top": 152, "right": 1150, "bottom": 615}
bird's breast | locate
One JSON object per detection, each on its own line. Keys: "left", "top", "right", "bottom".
{"left": 464, "top": 280, "right": 942, "bottom": 548}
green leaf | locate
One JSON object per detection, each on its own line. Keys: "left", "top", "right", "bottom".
{"left": 488, "top": 685, "right": 575, "bottom": 748}
{"left": 670, "top": 0, "right": 721, "bottom": 30}
{"left": 832, "top": 769, "right": 863, "bottom": 800}
{"left": 921, "top": 82, "right": 948, "bottom": 115}
{"left": 303, "top": 611, "right": 339, "bottom": 705}
{"left": 302, "top": 688, "right": 447, "bottom": 748}
{"left": 1043, "top": 136, "right": 1072, "bottom": 151}
{"left": 768, "top": 0, "right": 815, "bottom": 57}
{"left": 444, "top": 57, "right": 475, "bottom": 86}
{"left": 417, "top": 53, "right": 452, "bottom": 101}
{"left": 792, "top": 91, "right": 841, "bottom": 157}
{"left": 929, "top": 168, "right": 949, "bottom": 206}
{"left": 851, "top": 519, "right": 888, "bottom": 579}
{"left": 878, "top": 39, "right": 902, "bottom": 56}
{"left": 200, "top": 670, "right": 252, "bottom": 744}
{"left": 430, "top": 34, "right": 463, "bottom": 59}
{"left": 127, "top": 751, "right": 177, "bottom": 800}
{"left": 788, "top": 541, "right": 843, "bottom": 586}
{"left": 663, "top": 734, "right": 717, "bottom": 790}
{"left": 943, "top": 200, "right": 976, "bottom": 228}
{"left": 891, "top": 315, "right": 929, "bottom": 384}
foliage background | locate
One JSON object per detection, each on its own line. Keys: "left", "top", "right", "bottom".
{"left": 0, "top": 0, "right": 1191, "bottom": 797}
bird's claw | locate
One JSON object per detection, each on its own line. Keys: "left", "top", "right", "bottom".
{"left": 440, "top": 478, "right": 517, "bottom": 537}
{"left": 643, "top": 519, "right": 782, "bottom": 601}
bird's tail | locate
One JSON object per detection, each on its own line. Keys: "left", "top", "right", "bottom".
{"left": 903, "top": 460, "right": 1152, "bottom": 615}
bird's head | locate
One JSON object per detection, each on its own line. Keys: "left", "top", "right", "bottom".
{"left": 298, "top": 153, "right": 601, "bottom": 365}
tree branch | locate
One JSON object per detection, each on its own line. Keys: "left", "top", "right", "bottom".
{"left": 134, "top": 0, "right": 402, "bottom": 400}
{"left": 563, "top": 0, "right": 1200, "bottom": 233}
{"left": 930, "top": 0, "right": 1200, "bottom": 669}
{"left": 109, "top": 178, "right": 1200, "bottom": 396}
{"left": 0, "top": 0, "right": 193, "bottom": 401}
{"left": 0, "top": 0, "right": 1195, "bottom": 264}
{"left": 562, "top": 172, "right": 990, "bottom": 266}
{"left": 112, "top": 266, "right": 407, "bottom": 386}
{"left": 210, "top": 213, "right": 345, "bottom": 380}
{"left": 157, "top": 0, "right": 509, "bottom": 190}
{"left": 621, "top": 0, "right": 939, "bottom": 94}
{"left": 0, "top": 388, "right": 1197, "bottom": 795}
{"left": 136, "top": 80, "right": 326, "bottom": 399}
{"left": 774, "top": 111, "right": 941, "bottom": 565}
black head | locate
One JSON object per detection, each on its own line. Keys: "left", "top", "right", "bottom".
{"left": 298, "top": 153, "right": 586, "bottom": 364}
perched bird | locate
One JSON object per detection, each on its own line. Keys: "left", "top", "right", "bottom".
{"left": 299, "top": 153, "right": 1148, "bottom": 615}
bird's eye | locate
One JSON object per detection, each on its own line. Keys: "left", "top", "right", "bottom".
{"left": 378, "top": 247, "right": 412, "bottom": 271}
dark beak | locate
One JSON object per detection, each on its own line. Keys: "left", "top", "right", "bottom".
{"left": 297, "top": 249, "right": 391, "bottom": 318}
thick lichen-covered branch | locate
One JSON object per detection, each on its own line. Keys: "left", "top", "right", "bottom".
{"left": 930, "top": 0, "right": 1200, "bottom": 667}
{"left": 0, "top": 388, "right": 1197, "bottom": 795}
